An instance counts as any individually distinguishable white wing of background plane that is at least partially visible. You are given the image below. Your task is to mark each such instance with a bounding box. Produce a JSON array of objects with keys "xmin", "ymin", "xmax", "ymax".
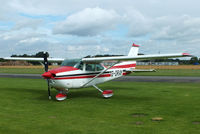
[
  {"xmin": 82, "ymin": 53, "xmax": 192, "ymax": 63},
  {"xmin": 3, "ymin": 57, "xmax": 64, "ymax": 63}
]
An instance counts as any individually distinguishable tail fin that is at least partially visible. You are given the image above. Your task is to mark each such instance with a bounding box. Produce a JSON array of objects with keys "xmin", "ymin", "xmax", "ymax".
[
  {"xmin": 111, "ymin": 43, "xmax": 139, "ymax": 71},
  {"xmin": 128, "ymin": 43, "xmax": 139, "ymax": 56}
]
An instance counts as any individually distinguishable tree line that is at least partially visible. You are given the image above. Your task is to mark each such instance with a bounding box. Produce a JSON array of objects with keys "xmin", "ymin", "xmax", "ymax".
[{"xmin": 0, "ymin": 52, "xmax": 49, "ymax": 65}]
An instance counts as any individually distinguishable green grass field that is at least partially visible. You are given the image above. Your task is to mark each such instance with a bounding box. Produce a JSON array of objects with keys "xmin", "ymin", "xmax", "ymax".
[
  {"xmin": 0, "ymin": 68, "xmax": 44, "ymax": 74},
  {"xmin": 0, "ymin": 78, "xmax": 200, "ymax": 134}
]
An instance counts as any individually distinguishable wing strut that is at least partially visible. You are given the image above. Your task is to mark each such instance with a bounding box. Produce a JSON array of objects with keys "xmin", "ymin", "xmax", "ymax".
[
  {"xmin": 93, "ymin": 85, "xmax": 103, "ymax": 92},
  {"xmin": 82, "ymin": 62, "xmax": 119, "ymax": 87}
]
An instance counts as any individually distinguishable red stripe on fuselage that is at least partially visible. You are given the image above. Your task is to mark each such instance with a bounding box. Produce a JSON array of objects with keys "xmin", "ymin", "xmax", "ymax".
[
  {"xmin": 111, "ymin": 64, "xmax": 136, "ymax": 69},
  {"xmin": 54, "ymin": 74, "xmax": 111, "ymax": 80}
]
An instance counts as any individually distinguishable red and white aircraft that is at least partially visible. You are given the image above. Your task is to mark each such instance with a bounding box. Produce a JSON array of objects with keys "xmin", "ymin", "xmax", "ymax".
[{"xmin": 4, "ymin": 43, "xmax": 192, "ymax": 101}]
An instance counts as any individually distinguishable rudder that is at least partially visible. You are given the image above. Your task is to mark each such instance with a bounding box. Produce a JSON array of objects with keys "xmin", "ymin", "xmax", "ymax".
[{"xmin": 128, "ymin": 43, "xmax": 140, "ymax": 56}]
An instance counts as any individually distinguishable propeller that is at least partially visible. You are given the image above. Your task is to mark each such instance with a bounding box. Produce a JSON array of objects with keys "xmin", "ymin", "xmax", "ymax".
[{"xmin": 43, "ymin": 52, "xmax": 51, "ymax": 100}]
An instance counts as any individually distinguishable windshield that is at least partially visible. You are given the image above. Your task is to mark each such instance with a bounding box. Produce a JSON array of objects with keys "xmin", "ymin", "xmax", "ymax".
[{"xmin": 61, "ymin": 59, "xmax": 81, "ymax": 67}]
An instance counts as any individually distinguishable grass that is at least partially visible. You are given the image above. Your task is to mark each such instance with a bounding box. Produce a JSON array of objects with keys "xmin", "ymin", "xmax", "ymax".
[
  {"xmin": 0, "ymin": 78, "xmax": 200, "ymax": 134},
  {"xmin": 0, "ymin": 68, "xmax": 44, "ymax": 74}
]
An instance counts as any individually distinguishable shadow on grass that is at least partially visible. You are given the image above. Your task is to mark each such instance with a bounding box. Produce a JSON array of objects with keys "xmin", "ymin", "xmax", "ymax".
[
  {"xmin": 69, "ymin": 89, "xmax": 100, "ymax": 99},
  {"xmin": 0, "ymin": 85, "xmax": 155, "ymax": 103},
  {"xmin": 68, "ymin": 88, "xmax": 155, "ymax": 103}
]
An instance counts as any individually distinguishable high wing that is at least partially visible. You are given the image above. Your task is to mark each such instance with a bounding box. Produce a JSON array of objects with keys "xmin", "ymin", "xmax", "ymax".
[
  {"xmin": 3, "ymin": 57, "xmax": 64, "ymax": 63},
  {"xmin": 82, "ymin": 53, "xmax": 192, "ymax": 63}
]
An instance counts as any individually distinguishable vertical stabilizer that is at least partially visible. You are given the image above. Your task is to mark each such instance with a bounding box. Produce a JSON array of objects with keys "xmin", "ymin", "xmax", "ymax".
[
  {"xmin": 112, "ymin": 43, "xmax": 139, "ymax": 71},
  {"xmin": 128, "ymin": 43, "xmax": 140, "ymax": 56}
]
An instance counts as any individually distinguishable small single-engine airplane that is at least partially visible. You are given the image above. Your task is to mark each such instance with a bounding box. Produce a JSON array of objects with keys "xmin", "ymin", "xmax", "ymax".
[{"xmin": 3, "ymin": 43, "xmax": 192, "ymax": 101}]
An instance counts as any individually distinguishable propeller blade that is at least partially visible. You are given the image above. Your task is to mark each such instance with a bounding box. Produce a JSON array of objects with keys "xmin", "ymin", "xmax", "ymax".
[
  {"xmin": 43, "ymin": 52, "xmax": 51, "ymax": 100},
  {"xmin": 43, "ymin": 52, "xmax": 48, "ymax": 72},
  {"xmin": 47, "ymin": 79, "xmax": 51, "ymax": 100}
]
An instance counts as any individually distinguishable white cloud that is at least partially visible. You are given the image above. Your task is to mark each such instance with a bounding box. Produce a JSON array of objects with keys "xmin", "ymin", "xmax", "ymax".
[
  {"xmin": 0, "ymin": 0, "xmax": 200, "ymax": 58},
  {"xmin": 152, "ymin": 15, "xmax": 200, "ymax": 41},
  {"xmin": 12, "ymin": 18, "xmax": 43, "ymax": 30},
  {"xmin": 53, "ymin": 7, "xmax": 120, "ymax": 36},
  {"xmin": 124, "ymin": 9, "xmax": 153, "ymax": 37},
  {"xmin": 0, "ymin": 29, "xmax": 48, "ymax": 56},
  {"xmin": 0, "ymin": 30, "xmax": 46, "ymax": 41}
]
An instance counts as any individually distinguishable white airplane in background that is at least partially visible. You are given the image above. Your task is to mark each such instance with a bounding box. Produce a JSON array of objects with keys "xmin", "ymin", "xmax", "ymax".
[{"xmin": 3, "ymin": 43, "xmax": 192, "ymax": 101}]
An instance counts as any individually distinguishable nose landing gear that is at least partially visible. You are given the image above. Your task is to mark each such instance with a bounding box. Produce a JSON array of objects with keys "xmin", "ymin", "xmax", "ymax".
[{"xmin": 56, "ymin": 90, "xmax": 68, "ymax": 101}]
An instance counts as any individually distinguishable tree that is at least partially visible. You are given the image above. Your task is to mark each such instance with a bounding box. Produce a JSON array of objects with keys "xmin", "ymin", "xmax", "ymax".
[
  {"xmin": 10, "ymin": 51, "xmax": 49, "ymax": 65},
  {"xmin": 35, "ymin": 52, "xmax": 49, "ymax": 57},
  {"xmin": 189, "ymin": 57, "xmax": 199, "ymax": 65},
  {"xmin": 11, "ymin": 51, "xmax": 49, "ymax": 58},
  {"xmin": 0, "ymin": 58, "xmax": 5, "ymax": 62}
]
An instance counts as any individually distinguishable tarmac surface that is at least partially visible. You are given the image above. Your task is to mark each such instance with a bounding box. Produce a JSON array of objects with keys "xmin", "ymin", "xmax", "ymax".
[{"xmin": 0, "ymin": 73, "xmax": 200, "ymax": 83}]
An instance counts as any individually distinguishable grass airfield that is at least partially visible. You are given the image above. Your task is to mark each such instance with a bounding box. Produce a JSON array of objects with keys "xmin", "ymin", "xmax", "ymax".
[{"xmin": 0, "ymin": 78, "xmax": 200, "ymax": 134}]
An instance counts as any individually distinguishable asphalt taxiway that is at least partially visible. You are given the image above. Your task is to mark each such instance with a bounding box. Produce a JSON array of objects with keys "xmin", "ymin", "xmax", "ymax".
[{"xmin": 0, "ymin": 73, "xmax": 200, "ymax": 83}]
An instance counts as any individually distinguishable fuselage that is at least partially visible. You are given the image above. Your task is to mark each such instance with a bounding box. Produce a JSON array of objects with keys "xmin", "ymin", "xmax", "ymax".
[{"xmin": 42, "ymin": 59, "xmax": 136, "ymax": 91}]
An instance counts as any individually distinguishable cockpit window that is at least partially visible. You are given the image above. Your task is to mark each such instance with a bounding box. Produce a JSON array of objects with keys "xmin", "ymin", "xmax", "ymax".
[
  {"xmin": 61, "ymin": 59, "xmax": 81, "ymax": 67},
  {"xmin": 74, "ymin": 61, "xmax": 83, "ymax": 70}
]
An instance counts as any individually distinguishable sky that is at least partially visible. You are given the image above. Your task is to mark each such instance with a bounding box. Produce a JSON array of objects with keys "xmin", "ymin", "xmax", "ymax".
[{"xmin": 0, "ymin": 0, "xmax": 200, "ymax": 58}]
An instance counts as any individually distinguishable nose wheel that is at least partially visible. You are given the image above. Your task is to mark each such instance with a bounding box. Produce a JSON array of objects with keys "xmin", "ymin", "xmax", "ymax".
[
  {"xmin": 93, "ymin": 85, "xmax": 113, "ymax": 98},
  {"xmin": 56, "ymin": 90, "xmax": 67, "ymax": 101}
]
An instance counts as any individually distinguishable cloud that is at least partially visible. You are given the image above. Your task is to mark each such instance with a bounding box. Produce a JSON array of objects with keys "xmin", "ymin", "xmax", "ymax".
[
  {"xmin": 0, "ymin": 0, "xmax": 200, "ymax": 58},
  {"xmin": 53, "ymin": 7, "xmax": 120, "ymax": 36},
  {"xmin": 0, "ymin": 29, "xmax": 48, "ymax": 56},
  {"xmin": 151, "ymin": 15, "xmax": 200, "ymax": 42},
  {"xmin": 6, "ymin": 0, "xmax": 100, "ymax": 15},
  {"xmin": 124, "ymin": 9, "xmax": 153, "ymax": 37},
  {"xmin": 125, "ymin": 11, "xmax": 200, "ymax": 45},
  {"xmin": 12, "ymin": 18, "xmax": 43, "ymax": 30},
  {"xmin": 0, "ymin": 30, "xmax": 46, "ymax": 41}
]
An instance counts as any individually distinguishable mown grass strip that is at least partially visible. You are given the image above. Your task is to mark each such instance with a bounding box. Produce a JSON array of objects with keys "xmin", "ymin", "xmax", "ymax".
[{"xmin": 0, "ymin": 78, "xmax": 200, "ymax": 134}]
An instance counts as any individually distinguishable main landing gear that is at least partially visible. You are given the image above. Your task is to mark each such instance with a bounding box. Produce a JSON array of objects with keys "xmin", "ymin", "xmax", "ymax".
[
  {"xmin": 93, "ymin": 85, "xmax": 113, "ymax": 98},
  {"xmin": 55, "ymin": 86, "xmax": 113, "ymax": 101}
]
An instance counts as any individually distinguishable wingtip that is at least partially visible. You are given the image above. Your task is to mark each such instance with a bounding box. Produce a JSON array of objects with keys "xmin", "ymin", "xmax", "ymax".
[
  {"xmin": 132, "ymin": 43, "xmax": 140, "ymax": 47},
  {"xmin": 182, "ymin": 53, "xmax": 194, "ymax": 57},
  {"xmin": 182, "ymin": 53, "xmax": 191, "ymax": 56}
]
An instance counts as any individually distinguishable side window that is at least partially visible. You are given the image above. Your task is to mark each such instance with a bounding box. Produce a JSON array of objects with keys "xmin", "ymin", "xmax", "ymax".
[
  {"xmin": 86, "ymin": 64, "xmax": 104, "ymax": 71},
  {"xmin": 96, "ymin": 64, "xmax": 104, "ymax": 71},
  {"xmin": 86, "ymin": 64, "xmax": 95, "ymax": 71}
]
